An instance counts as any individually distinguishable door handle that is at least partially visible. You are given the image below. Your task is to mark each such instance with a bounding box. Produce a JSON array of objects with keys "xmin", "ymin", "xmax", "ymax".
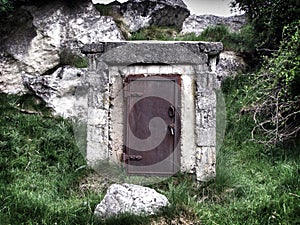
[
  {"xmin": 168, "ymin": 105, "xmax": 175, "ymax": 118},
  {"xmin": 168, "ymin": 123, "xmax": 175, "ymax": 136}
]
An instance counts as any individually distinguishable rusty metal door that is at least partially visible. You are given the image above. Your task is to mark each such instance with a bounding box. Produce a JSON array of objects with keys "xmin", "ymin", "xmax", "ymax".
[{"xmin": 124, "ymin": 75, "xmax": 181, "ymax": 175}]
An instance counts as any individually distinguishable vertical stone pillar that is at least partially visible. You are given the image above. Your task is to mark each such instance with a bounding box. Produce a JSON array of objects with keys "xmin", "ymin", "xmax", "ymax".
[
  {"xmin": 86, "ymin": 56, "xmax": 110, "ymax": 165},
  {"xmin": 195, "ymin": 70, "xmax": 217, "ymax": 181}
]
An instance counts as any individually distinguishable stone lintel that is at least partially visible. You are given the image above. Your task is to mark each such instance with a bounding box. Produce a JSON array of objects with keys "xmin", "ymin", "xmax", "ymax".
[{"xmin": 82, "ymin": 41, "xmax": 223, "ymax": 66}]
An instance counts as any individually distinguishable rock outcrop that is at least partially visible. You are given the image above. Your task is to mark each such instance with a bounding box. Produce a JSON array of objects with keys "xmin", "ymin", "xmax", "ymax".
[
  {"xmin": 0, "ymin": 0, "xmax": 247, "ymax": 117},
  {"xmin": 0, "ymin": 0, "xmax": 123, "ymax": 94},
  {"xmin": 215, "ymin": 51, "xmax": 247, "ymax": 86},
  {"xmin": 94, "ymin": 183, "xmax": 169, "ymax": 218},
  {"xmin": 97, "ymin": 0, "xmax": 190, "ymax": 32},
  {"xmin": 23, "ymin": 66, "xmax": 88, "ymax": 118},
  {"xmin": 181, "ymin": 14, "xmax": 247, "ymax": 35}
]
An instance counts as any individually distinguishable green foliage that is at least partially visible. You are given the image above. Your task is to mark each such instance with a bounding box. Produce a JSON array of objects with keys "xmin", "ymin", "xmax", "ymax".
[
  {"xmin": 178, "ymin": 24, "xmax": 257, "ymax": 53},
  {"xmin": 231, "ymin": 0, "xmax": 300, "ymax": 50},
  {"xmin": 0, "ymin": 0, "xmax": 11, "ymax": 12},
  {"xmin": 194, "ymin": 74, "xmax": 300, "ymax": 224},
  {"xmin": 242, "ymin": 21, "xmax": 300, "ymax": 144},
  {"xmin": 59, "ymin": 49, "xmax": 88, "ymax": 68},
  {"xmin": 268, "ymin": 21, "xmax": 300, "ymax": 98},
  {"xmin": 129, "ymin": 26, "xmax": 178, "ymax": 41}
]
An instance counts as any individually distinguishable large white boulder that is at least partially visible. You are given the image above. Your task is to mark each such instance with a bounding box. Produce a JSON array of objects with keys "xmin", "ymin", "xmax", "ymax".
[
  {"xmin": 94, "ymin": 183, "xmax": 170, "ymax": 218},
  {"xmin": 0, "ymin": 1, "xmax": 123, "ymax": 94},
  {"xmin": 96, "ymin": 0, "xmax": 190, "ymax": 32}
]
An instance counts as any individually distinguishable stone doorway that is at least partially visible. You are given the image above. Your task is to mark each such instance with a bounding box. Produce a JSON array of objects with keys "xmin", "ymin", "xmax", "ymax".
[{"xmin": 81, "ymin": 41, "xmax": 222, "ymax": 181}]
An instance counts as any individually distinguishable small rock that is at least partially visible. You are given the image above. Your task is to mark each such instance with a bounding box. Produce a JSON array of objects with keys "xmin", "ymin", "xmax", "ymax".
[{"xmin": 94, "ymin": 183, "xmax": 170, "ymax": 218}]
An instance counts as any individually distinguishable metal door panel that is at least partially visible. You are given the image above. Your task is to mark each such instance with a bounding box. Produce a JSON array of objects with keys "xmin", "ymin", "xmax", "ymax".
[{"xmin": 124, "ymin": 75, "xmax": 181, "ymax": 175}]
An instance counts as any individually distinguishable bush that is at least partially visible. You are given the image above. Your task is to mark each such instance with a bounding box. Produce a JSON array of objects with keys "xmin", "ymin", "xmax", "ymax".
[
  {"xmin": 0, "ymin": 0, "xmax": 11, "ymax": 12},
  {"xmin": 243, "ymin": 20, "xmax": 300, "ymax": 144},
  {"xmin": 177, "ymin": 24, "xmax": 257, "ymax": 53},
  {"xmin": 231, "ymin": 0, "xmax": 299, "ymax": 50}
]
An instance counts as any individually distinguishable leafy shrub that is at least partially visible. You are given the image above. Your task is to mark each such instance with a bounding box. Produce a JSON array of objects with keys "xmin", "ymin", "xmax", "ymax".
[
  {"xmin": 177, "ymin": 24, "xmax": 257, "ymax": 53},
  {"xmin": 243, "ymin": 20, "xmax": 300, "ymax": 144},
  {"xmin": 231, "ymin": 0, "xmax": 300, "ymax": 50},
  {"xmin": 0, "ymin": 0, "xmax": 11, "ymax": 12}
]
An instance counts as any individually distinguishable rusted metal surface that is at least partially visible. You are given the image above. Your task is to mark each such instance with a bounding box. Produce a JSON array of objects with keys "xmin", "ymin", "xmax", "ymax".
[{"xmin": 124, "ymin": 75, "xmax": 181, "ymax": 175}]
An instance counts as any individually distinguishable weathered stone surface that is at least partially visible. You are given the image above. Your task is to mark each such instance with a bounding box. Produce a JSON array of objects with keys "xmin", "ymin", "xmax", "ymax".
[
  {"xmin": 23, "ymin": 66, "xmax": 88, "ymax": 118},
  {"xmin": 0, "ymin": 53, "xmax": 27, "ymax": 94},
  {"xmin": 101, "ymin": 42, "xmax": 207, "ymax": 65},
  {"xmin": 0, "ymin": 1, "xmax": 123, "ymax": 94},
  {"xmin": 181, "ymin": 14, "xmax": 247, "ymax": 36},
  {"xmin": 99, "ymin": 0, "xmax": 190, "ymax": 32},
  {"xmin": 94, "ymin": 183, "xmax": 169, "ymax": 218},
  {"xmin": 195, "ymin": 147, "xmax": 216, "ymax": 181},
  {"xmin": 216, "ymin": 51, "xmax": 247, "ymax": 85}
]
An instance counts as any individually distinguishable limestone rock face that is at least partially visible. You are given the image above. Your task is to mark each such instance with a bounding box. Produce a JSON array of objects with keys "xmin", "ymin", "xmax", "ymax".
[
  {"xmin": 216, "ymin": 51, "xmax": 247, "ymax": 86},
  {"xmin": 0, "ymin": 1, "xmax": 123, "ymax": 94},
  {"xmin": 23, "ymin": 66, "xmax": 88, "ymax": 118},
  {"xmin": 94, "ymin": 183, "xmax": 169, "ymax": 218},
  {"xmin": 103, "ymin": 0, "xmax": 190, "ymax": 32},
  {"xmin": 181, "ymin": 14, "xmax": 247, "ymax": 35}
]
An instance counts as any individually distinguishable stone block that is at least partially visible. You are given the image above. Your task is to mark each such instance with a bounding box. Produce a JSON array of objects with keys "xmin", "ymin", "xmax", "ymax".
[
  {"xmin": 196, "ymin": 128, "xmax": 216, "ymax": 146},
  {"xmin": 196, "ymin": 91, "xmax": 216, "ymax": 109},
  {"xmin": 88, "ymin": 91, "xmax": 108, "ymax": 109},
  {"xmin": 196, "ymin": 72, "xmax": 216, "ymax": 91},
  {"xmin": 87, "ymin": 108, "xmax": 107, "ymax": 125},
  {"xmin": 195, "ymin": 147, "xmax": 216, "ymax": 181},
  {"xmin": 195, "ymin": 108, "xmax": 216, "ymax": 129},
  {"xmin": 86, "ymin": 140, "xmax": 109, "ymax": 163}
]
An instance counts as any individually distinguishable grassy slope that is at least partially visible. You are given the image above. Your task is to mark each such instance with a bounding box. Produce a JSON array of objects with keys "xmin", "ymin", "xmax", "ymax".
[
  {"xmin": 0, "ymin": 75, "xmax": 299, "ymax": 224},
  {"xmin": 0, "ymin": 94, "xmax": 100, "ymax": 224},
  {"xmin": 196, "ymin": 75, "xmax": 300, "ymax": 224}
]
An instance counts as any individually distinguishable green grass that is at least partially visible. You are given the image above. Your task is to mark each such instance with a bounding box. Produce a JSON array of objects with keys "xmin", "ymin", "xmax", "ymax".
[
  {"xmin": 0, "ymin": 94, "xmax": 100, "ymax": 224},
  {"xmin": 193, "ymin": 75, "xmax": 300, "ymax": 224},
  {"xmin": 1, "ymin": 72, "xmax": 299, "ymax": 224}
]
